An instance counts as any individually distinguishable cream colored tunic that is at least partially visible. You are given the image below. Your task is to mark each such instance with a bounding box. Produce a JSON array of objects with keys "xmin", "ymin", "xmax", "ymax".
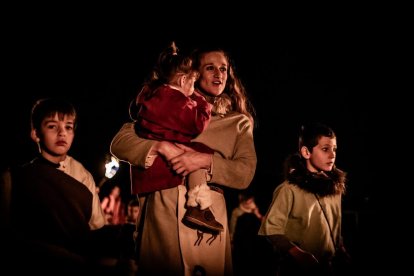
[
  {"xmin": 111, "ymin": 112, "xmax": 257, "ymax": 276},
  {"xmin": 258, "ymin": 181, "xmax": 342, "ymax": 262}
]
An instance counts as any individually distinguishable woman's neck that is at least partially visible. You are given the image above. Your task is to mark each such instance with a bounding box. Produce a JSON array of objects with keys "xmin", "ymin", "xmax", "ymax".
[{"xmin": 197, "ymin": 90, "xmax": 216, "ymax": 104}]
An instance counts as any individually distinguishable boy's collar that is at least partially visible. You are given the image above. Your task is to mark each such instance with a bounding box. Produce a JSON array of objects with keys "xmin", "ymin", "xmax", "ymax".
[{"xmin": 33, "ymin": 155, "xmax": 60, "ymax": 168}]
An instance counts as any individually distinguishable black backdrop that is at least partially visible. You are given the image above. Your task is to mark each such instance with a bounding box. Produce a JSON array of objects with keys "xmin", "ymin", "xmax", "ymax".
[{"xmin": 2, "ymin": 11, "xmax": 405, "ymax": 273}]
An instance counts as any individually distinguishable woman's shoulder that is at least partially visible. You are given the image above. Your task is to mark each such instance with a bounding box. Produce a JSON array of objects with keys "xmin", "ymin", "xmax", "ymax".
[
  {"xmin": 224, "ymin": 111, "xmax": 250, "ymax": 120},
  {"xmin": 213, "ymin": 111, "xmax": 252, "ymax": 129}
]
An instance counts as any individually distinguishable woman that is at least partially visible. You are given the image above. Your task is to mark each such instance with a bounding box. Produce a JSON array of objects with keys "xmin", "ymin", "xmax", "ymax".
[{"xmin": 110, "ymin": 46, "xmax": 257, "ymax": 275}]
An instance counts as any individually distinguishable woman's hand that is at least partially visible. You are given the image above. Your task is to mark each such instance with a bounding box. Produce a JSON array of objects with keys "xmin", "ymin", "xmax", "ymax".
[
  {"xmin": 154, "ymin": 141, "xmax": 184, "ymax": 161},
  {"xmin": 169, "ymin": 150, "xmax": 212, "ymax": 176}
]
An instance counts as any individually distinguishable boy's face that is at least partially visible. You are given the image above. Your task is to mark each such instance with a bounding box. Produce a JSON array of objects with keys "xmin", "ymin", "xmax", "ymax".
[
  {"xmin": 305, "ymin": 136, "xmax": 337, "ymax": 172},
  {"xmin": 33, "ymin": 113, "xmax": 75, "ymax": 162}
]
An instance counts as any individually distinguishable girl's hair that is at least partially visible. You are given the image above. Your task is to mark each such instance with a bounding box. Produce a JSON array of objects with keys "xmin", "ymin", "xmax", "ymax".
[
  {"xmin": 191, "ymin": 46, "xmax": 255, "ymax": 125},
  {"xmin": 298, "ymin": 122, "xmax": 336, "ymax": 153},
  {"xmin": 129, "ymin": 41, "xmax": 197, "ymax": 120},
  {"xmin": 145, "ymin": 41, "xmax": 195, "ymax": 93},
  {"xmin": 31, "ymin": 98, "xmax": 77, "ymax": 131}
]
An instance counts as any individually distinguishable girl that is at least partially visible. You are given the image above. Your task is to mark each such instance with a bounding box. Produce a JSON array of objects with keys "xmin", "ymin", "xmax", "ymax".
[{"xmin": 130, "ymin": 42, "xmax": 223, "ymax": 233}]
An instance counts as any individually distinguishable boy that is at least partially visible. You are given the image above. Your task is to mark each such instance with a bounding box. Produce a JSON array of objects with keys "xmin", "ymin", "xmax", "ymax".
[
  {"xmin": 9, "ymin": 98, "xmax": 105, "ymax": 273},
  {"xmin": 259, "ymin": 123, "xmax": 351, "ymax": 276}
]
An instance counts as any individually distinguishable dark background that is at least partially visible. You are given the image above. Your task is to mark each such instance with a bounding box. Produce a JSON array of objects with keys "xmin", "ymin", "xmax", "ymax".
[{"xmin": 2, "ymin": 10, "xmax": 406, "ymax": 273}]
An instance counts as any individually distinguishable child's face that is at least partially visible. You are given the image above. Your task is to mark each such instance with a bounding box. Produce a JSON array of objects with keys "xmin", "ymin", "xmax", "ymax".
[
  {"xmin": 127, "ymin": 206, "xmax": 140, "ymax": 223},
  {"xmin": 130, "ymin": 206, "xmax": 140, "ymax": 221},
  {"xmin": 36, "ymin": 113, "xmax": 75, "ymax": 161},
  {"xmin": 181, "ymin": 72, "xmax": 198, "ymax": 96},
  {"xmin": 306, "ymin": 136, "xmax": 337, "ymax": 172}
]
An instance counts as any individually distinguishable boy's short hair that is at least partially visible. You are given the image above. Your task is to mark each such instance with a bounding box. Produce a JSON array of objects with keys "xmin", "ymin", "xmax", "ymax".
[
  {"xmin": 31, "ymin": 98, "xmax": 77, "ymax": 131},
  {"xmin": 298, "ymin": 122, "xmax": 336, "ymax": 152}
]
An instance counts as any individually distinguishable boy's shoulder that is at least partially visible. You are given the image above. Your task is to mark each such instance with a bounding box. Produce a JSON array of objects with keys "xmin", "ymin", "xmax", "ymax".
[
  {"xmin": 62, "ymin": 155, "xmax": 91, "ymax": 174},
  {"xmin": 274, "ymin": 181, "xmax": 301, "ymax": 194}
]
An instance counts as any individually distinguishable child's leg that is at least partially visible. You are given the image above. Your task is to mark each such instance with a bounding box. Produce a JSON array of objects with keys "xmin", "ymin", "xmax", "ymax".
[
  {"xmin": 194, "ymin": 182, "xmax": 212, "ymax": 210},
  {"xmin": 183, "ymin": 169, "xmax": 223, "ymax": 232},
  {"xmin": 186, "ymin": 169, "xmax": 210, "ymax": 208}
]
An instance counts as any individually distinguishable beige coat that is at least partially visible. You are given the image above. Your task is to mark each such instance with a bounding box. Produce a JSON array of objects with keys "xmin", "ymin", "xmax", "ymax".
[{"xmin": 110, "ymin": 112, "xmax": 257, "ymax": 276}]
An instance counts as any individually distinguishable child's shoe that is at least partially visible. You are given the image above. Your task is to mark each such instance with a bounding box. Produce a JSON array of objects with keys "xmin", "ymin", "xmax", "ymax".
[{"xmin": 183, "ymin": 206, "xmax": 224, "ymax": 232}]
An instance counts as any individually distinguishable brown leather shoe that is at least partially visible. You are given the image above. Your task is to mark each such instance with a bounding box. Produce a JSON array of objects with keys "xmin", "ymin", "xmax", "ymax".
[{"xmin": 183, "ymin": 206, "xmax": 224, "ymax": 232}]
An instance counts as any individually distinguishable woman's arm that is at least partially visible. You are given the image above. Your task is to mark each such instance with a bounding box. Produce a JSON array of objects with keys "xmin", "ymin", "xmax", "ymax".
[
  {"xmin": 110, "ymin": 122, "xmax": 185, "ymax": 167},
  {"xmin": 170, "ymin": 115, "xmax": 256, "ymax": 189},
  {"xmin": 110, "ymin": 123, "xmax": 156, "ymax": 167},
  {"xmin": 211, "ymin": 117, "xmax": 256, "ymax": 189}
]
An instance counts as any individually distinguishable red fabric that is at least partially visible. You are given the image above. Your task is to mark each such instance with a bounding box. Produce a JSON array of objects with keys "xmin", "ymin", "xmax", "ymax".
[
  {"xmin": 131, "ymin": 86, "xmax": 213, "ymax": 194},
  {"xmin": 136, "ymin": 85, "xmax": 212, "ymax": 142}
]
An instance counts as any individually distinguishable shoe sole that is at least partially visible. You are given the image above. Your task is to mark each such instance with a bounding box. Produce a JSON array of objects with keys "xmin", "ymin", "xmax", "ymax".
[{"xmin": 183, "ymin": 216, "xmax": 224, "ymax": 232}]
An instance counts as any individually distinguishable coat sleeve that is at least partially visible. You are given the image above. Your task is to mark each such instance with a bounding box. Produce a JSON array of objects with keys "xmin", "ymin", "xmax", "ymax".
[
  {"xmin": 259, "ymin": 184, "xmax": 293, "ymax": 236},
  {"xmin": 110, "ymin": 123, "xmax": 157, "ymax": 168},
  {"xmin": 209, "ymin": 116, "xmax": 257, "ymax": 190},
  {"xmin": 258, "ymin": 184, "xmax": 296, "ymax": 253}
]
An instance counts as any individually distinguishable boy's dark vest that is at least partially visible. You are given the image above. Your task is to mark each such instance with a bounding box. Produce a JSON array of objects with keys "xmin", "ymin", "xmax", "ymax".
[{"xmin": 10, "ymin": 157, "xmax": 92, "ymax": 254}]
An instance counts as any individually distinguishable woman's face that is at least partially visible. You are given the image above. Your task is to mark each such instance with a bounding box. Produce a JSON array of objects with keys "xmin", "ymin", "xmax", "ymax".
[{"xmin": 197, "ymin": 51, "xmax": 228, "ymax": 97}]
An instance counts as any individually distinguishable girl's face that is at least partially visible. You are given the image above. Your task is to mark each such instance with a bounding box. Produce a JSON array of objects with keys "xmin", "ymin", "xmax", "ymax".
[
  {"xmin": 197, "ymin": 51, "xmax": 228, "ymax": 97},
  {"xmin": 181, "ymin": 72, "xmax": 198, "ymax": 97},
  {"xmin": 306, "ymin": 136, "xmax": 337, "ymax": 172},
  {"xmin": 34, "ymin": 113, "xmax": 75, "ymax": 163}
]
